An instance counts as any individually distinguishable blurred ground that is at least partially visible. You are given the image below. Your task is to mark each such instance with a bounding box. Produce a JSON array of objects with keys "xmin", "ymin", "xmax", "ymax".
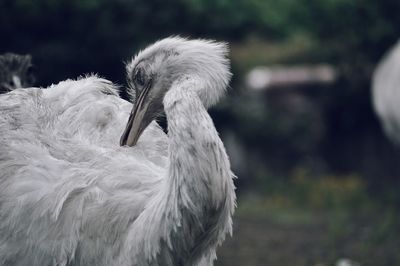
[{"xmin": 216, "ymin": 176, "xmax": 400, "ymax": 266}]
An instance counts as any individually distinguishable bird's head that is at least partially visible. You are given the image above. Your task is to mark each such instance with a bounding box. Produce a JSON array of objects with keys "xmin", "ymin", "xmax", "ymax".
[
  {"xmin": 0, "ymin": 53, "xmax": 35, "ymax": 92},
  {"xmin": 120, "ymin": 37, "xmax": 231, "ymax": 146}
]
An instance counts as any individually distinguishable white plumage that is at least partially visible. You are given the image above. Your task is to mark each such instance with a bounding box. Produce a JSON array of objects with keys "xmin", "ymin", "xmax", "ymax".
[
  {"xmin": 0, "ymin": 37, "xmax": 235, "ymax": 265},
  {"xmin": 372, "ymin": 40, "xmax": 400, "ymax": 144}
]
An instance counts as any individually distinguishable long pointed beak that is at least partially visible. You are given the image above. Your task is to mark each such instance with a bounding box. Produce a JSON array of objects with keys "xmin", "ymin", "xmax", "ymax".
[{"xmin": 120, "ymin": 82, "xmax": 152, "ymax": 146}]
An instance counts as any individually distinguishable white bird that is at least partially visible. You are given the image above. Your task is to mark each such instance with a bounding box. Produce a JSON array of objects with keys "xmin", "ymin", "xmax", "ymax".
[
  {"xmin": 0, "ymin": 37, "xmax": 236, "ymax": 266},
  {"xmin": 372, "ymin": 40, "xmax": 400, "ymax": 144}
]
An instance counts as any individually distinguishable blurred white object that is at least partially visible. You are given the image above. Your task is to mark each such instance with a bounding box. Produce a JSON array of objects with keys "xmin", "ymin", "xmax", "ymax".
[
  {"xmin": 246, "ymin": 64, "xmax": 336, "ymax": 91},
  {"xmin": 336, "ymin": 258, "xmax": 360, "ymax": 266},
  {"xmin": 372, "ymin": 40, "xmax": 400, "ymax": 144}
]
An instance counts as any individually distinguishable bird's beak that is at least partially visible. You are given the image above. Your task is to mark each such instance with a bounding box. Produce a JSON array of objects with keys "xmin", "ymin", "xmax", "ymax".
[{"xmin": 120, "ymin": 82, "xmax": 152, "ymax": 146}]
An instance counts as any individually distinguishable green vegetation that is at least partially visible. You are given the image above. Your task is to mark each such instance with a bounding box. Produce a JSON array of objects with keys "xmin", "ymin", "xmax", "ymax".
[
  {"xmin": 2, "ymin": 0, "xmax": 399, "ymax": 82},
  {"xmin": 218, "ymin": 174, "xmax": 400, "ymax": 266}
]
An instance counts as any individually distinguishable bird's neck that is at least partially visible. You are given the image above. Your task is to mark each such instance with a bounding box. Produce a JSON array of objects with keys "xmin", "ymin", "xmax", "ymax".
[
  {"xmin": 163, "ymin": 78, "xmax": 235, "ymax": 263},
  {"xmin": 165, "ymin": 79, "xmax": 233, "ymax": 207},
  {"xmin": 127, "ymin": 78, "xmax": 235, "ymax": 265}
]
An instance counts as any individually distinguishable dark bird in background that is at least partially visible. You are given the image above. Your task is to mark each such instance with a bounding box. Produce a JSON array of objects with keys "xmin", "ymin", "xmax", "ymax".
[{"xmin": 0, "ymin": 53, "xmax": 35, "ymax": 93}]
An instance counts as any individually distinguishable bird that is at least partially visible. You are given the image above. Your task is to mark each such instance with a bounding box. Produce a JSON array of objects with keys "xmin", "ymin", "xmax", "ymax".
[
  {"xmin": 0, "ymin": 53, "xmax": 35, "ymax": 93},
  {"xmin": 372, "ymin": 40, "xmax": 400, "ymax": 145},
  {"xmin": 0, "ymin": 37, "xmax": 236, "ymax": 266}
]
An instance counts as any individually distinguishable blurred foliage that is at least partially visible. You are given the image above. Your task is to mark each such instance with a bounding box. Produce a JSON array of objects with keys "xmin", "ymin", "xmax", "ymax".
[
  {"xmin": 242, "ymin": 171, "xmax": 370, "ymax": 212},
  {"xmin": 291, "ymin": 170, "xmax": 368, "ymax": 210},
  {"xmin": 0, "ymin": 0, "xmax": 311, "ymax": 85},
  {"xmin": 224, "ymin": 183, "xmax": 400, "ymax": 265},
  {"xmin": 2, "ymin": 0, "xmax": 400, "ymax": 81},
  {"xmin": 226, "ymin": 173, "xmax": 400, "ymax": 265}
]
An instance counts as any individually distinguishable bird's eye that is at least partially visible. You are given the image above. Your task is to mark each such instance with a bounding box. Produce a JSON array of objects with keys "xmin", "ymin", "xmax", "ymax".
[{"xmin": 135, "ymin": 69, "xmax": 146, "ymax": 87}]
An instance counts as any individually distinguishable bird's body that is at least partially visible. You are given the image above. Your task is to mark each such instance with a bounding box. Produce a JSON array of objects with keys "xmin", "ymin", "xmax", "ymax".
[
  {"xmin": 373, "ymin": 40, "xmax": 400, "ymax": 144},
  {"xmin": 0, "ymin": 77, "xmax": 168, "ymax": 265},
  {"xmin": 0, "ymin": 38, "xmax": 235, "ymax": 265}
]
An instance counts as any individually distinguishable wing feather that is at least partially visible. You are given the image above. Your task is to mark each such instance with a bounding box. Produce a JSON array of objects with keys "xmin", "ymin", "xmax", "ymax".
[{"xmin": 0, "ymin": 76, "xmax": 168, "ymax": 265}]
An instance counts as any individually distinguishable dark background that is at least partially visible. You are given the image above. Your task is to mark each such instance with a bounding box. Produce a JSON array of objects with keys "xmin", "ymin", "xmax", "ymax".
[{"xmin": 1, "ymin": 0, "xmax": 400, "ymax": 265}]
